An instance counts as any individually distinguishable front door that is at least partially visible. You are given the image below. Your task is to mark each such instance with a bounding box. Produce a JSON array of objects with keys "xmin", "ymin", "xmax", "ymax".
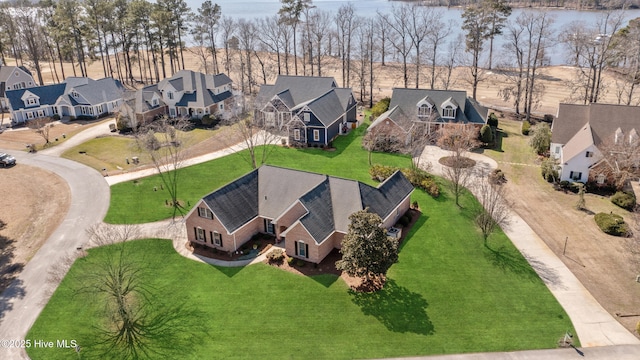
[{"xmin": 264, "ymin": 219, "xmax": 275, "ymax": 234}]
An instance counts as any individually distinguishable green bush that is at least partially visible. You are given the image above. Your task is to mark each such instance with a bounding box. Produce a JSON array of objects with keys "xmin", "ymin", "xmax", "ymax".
[
  {"xmin": 201, "ymin": 114, "xmax": 220, "ymax": 127},
  {"xmin": 521, "ymin": 120, "xmax": 531, "ymax": 135},
  {"xmin": 480, "ymin": 124, "xmax": 494, "ymax": 144},
  {"xmin": 287, "ymin": 257, "xmax": 295, "ymax": 265},
  {"xmin": 370, "ymin": 97, "xmax": 391, "ymax": 118},
  {"xmin": 487, "ymin": 113, "xmax": 499, "ymax": 128},
  {"xmin": 611, "ymin": 191, "xmax": 636, "ymax": 211},
  {"xmin": 398, "ymin": 215, "xmax": 410, "ymax": 227},
  {"xmin": 267, "ymin": 249, "xmax": 285, "ymax": 264},
  {"xmin": 369, "ymin": 164, "xmax": 398, "ymax": 182},
  {"xmin": 52, "ymin": 114, "xmax": 61, "ymax": 121},
  {"xmin": 594, "ymin": 212, "xmax": 629, "ymax": 236}
]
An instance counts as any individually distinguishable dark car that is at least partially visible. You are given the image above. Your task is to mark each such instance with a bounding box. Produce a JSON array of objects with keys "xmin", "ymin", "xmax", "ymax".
[{"xmin": 0, "ymin": 152, "xmax": 16, "ymax": 167}]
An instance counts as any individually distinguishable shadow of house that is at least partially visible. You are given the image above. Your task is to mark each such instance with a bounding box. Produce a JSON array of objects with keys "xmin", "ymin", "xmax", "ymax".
[
  {"xmin": 350, "ymin": 279, "xmax": 434, "ymax": 335},
  {"xmin": 0, "ymin": 233, "xmax": 26, "ymax": 322}
]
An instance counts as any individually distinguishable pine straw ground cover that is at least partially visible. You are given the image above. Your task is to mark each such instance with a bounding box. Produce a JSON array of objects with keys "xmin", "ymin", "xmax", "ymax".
[{"xmin": 29, "ymin": 125, "xmax": 576, "ymax": 359}]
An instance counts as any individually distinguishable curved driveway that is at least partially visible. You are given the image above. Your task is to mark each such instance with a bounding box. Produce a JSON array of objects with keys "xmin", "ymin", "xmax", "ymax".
[
  {"xmin": 0, "ymin": 151, "xmax": 110, "ymax": 360},
  {"xmin": 418, "ymin": 146, "xmax": 640, "ymax": 348}
]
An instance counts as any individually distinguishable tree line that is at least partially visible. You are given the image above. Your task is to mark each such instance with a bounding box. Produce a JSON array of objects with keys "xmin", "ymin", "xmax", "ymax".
[{"xmin": 2, "ymin": 0, "xmax": 640, "ymax": 118}]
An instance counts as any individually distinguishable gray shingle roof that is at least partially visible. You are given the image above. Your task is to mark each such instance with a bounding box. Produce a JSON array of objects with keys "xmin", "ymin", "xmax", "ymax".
[
  {"xmin": 256, "ymin": 75, "xmax": 338, "ymax": 108},
  {"xmin": 202, "ymin": 169, "xmax": 259, "ymax": 233},
  {"xmin": 298, "ymin": 89, "xmax": 347, "ymax": 126},
  {"xmin": 65, "ymin": 77, "xmax": 124, "ymax": 104},
  {"xmin": 199, "ymin": 165, "xmax": 413, "ymax": 244},
  {"xmin": 212, "ymin": 73, "xmax": 232, "ymax": 87},
  {"xmin": 382, "ymin": 88, "xmax": 487, "ymax": 127},
  {"xmin": 552, "ymin": 103, "xmax": 640, "ymax": 146},
  {"xmin": 0, "ymin": 65, "xmax": 32, "ymax": 82}
]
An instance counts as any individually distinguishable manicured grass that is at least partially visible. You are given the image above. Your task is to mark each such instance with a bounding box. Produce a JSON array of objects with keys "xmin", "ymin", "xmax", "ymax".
[
  {"xmin": 105, "ymin": 126, "xmax": 411, "ymax": 224},
  {"xmin": 29, "ymin": 187, "xmax": 576, "ymax": 359},
  {"xmin": 36, "ymin": 123, "xmax": 580, "ymax": 359}
]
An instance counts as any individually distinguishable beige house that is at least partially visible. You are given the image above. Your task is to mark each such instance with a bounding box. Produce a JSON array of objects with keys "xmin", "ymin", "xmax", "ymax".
[{"xmin": 185, "ymin": 165, "xmax": 414, "ymax": 264}]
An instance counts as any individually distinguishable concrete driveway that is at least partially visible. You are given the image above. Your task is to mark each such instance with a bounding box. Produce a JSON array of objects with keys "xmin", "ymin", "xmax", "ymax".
[
  {"xmin": 0, "ymin": 151, "xmax": 110, "ymax": 359},
  {"xmin": 417, "ymin": 146, "xmax": 640, "ymax": 348}
]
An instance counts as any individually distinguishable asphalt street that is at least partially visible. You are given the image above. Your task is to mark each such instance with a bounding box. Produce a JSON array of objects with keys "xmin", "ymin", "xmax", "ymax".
[{"xmin": 0, "ymin": 151, "xmax": 110, "ymax": 359}]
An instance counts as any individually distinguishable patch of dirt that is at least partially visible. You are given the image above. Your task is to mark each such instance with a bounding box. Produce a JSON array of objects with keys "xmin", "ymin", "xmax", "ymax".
[
  {"xmin": 0, "ymin": 121, "xmax": 90, "ymax": 151},
  {"xmin": 0, "ymin": 164, "xmax": 70, "ymax": 292}
]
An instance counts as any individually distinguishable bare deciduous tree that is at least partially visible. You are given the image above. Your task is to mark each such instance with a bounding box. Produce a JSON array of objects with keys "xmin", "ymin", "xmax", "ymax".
[
  {"xmin": 591, "ymin": 134, "xmax": 640, "ymax": 190},
  {"xmin": 437, "ymin": 124, "xmax": 480, "ymax": 206},
  {"xmin": 378, "ymin": 5, "xmax": 414, "ymax": 88},
  {"xmin": 474, "ymin": 171, "xmax": 510, "ymax": 246},
  {"xmin": 135, "ymin": 116, "xmax": 192, "ymax": 220},
  {"xmin": 27, "ymin": 117, "xmax": 53, "ymax": 144}
]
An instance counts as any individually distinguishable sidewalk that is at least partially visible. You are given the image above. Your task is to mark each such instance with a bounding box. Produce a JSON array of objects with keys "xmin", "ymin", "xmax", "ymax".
[{"xmin": 417, "ymin": 146, "xmax": 640, "ymax": 348}]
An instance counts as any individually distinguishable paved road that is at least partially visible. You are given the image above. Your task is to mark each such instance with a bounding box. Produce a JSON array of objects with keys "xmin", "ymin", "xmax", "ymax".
[
  {"xmin": 418, "ymin": 146, "xmax": 640, "ymax": 349},
  {"xmin": 0, "ymin": 151, "xmax": 110, "ymax": 360}
]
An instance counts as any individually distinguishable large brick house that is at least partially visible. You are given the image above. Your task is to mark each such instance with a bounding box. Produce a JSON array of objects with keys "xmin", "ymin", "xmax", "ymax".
[
  {"xmin": 185, "ymin": 165, "xmax": 414, "ymax": 264},
  {"xmin": 254, "ymin": 76, "xmax": 357, "ymax": 147}
]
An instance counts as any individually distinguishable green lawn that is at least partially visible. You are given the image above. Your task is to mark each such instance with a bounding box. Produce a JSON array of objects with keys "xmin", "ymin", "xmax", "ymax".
[
  {"xmin": 28, "ymin": 124, "xmax": 578, "ymax": 358},
  {"xmin": 105, "ymin": 126, "xmax": 411, "ymax": 224}
]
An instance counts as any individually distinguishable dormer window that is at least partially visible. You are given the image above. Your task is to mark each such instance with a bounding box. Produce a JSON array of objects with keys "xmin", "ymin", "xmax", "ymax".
[
  {"xmin": 303, "ymin": 113, "xmax": 310, "ymax": 122},
  {"xmin": 26, "ymin": 98, "xmax": 38, "ymax": 106},
  {"xmin": 443, "ymin": 106, "xmax": 456, "ymax": 119},
  {"xmin": 418, "ymin": 104, "xmax": 432, "ymax": 117},
  {"xmin": 614, "ymin": 128, "xmax": 623, "ymax": 144},
  {"xmin": 71, "ymin": 90, "xmax": 79, "ymax": 98},
  {"xmin": 152, "ymin": 98, "xmax": 159, "ymax": 107}
]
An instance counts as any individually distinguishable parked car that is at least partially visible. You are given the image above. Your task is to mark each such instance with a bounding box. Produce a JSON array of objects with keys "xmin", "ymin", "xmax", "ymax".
[{"xmin": 0, "ymin": 153, "xmax": 16, "ymax": 167}]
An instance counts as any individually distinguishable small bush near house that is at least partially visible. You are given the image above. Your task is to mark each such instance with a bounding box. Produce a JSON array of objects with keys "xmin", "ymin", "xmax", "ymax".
[
  {"xmin": 201, "ymin": 114, "xmax": 220, "ymax": 127},
  {"xmin": 369, "ymin": 164, "xmax": 398, "ymax": 182},
  {"xmin": 287, "ymin": 257, "xmax": 295, "ymax": 265},
  {"xmin": 371, "ymin": 97, "xmax": 391, "ymax": 118},
  {"xmin": 267, "ymin": 249, "xmax": 285, "ymax": 264},
  {"xmin": 521, "ymin": 120, "xmax": 531, "ymax": 135},
  {"xmin": 52, "ymin": 114, "xmax": 60, "ymax": 121},
  {"xmin": 594, "ymin": 212, "xmax": 629, "ymax": 236},
  {"xmin": 541, "ymin": 157, "xmax": 559, "ymax": 183},
  {"xmin": 611, "ymin": 191, "xmax": 636, "ymax": 211},
  {"xmin": 487, "ymin": 113, "xmax": 499, "ymax": 128},
  {"xmin": 296, "ymin": 259, "xmax": 305, "ymax": 267},
  {"xmin": 398, "ymin": 215, "xmax": 410, "ymax": 227},
  {"xmin": 480, "ymin": 124, "xmax": 494, "ymax": 144}
]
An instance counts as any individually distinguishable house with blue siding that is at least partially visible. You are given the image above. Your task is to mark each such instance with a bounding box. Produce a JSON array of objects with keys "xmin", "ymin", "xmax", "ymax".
[
  {"xmin": 6, "ymin": 77, "xmax": 124, "ymax": 123},
  {"xmin": 255, "ymin": 76, "xmax": 357, "ymax": 147}
]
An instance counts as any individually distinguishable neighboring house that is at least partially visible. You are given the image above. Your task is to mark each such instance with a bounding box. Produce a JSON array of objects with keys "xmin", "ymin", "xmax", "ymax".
[
  {"xmin": 254, "ymin": 75, "xmax": 357, "ymax": 147},
  {"xmin": 551, "ymin": 103, "xmax": 640, "ymax": 184},
  {"xmin": 6, "ymin": 77, "xmax": 125, "ymax": 123},
  {"xmin": 185, "ymin": 165, "xmax": 414, "ymax": 264},
  {"xmin": 118, "ymin": 85, "xmax": 168, "ymax": 129},
  {"xmin": 368, "ymin": 88, "xmax": 488, "ymax": 145},
  {"xmin": 0, "ymin": 66, "xmax": 37, "ymax": 110},
  {"xmin": 156, "ymin": 70, "xmax": 234, "ymax": 120}
]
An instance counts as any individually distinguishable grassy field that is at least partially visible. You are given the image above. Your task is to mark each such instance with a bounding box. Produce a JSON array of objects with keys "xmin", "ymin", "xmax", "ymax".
[
  {"xmin": 105, "ymin": 126, "xmax": 411, "ymax": 224},
  {"xmin": 27, "ymin": 124, "xmax": 579, "ymax": 359},
  {"xmin": 61, "ymin": 128, "xmax": 215, "ymax": 173}
]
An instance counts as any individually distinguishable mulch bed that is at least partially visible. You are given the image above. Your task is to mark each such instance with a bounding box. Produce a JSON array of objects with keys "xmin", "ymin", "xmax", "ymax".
[
  {"xmin": 439, "ymin": 156, "xmax": 476, "ymax": 168},
  {"xmin": 189, "ymin": 235, "xmax": 274, "ymax": 261}
]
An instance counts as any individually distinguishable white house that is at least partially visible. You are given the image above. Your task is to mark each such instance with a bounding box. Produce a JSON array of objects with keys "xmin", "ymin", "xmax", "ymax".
[{"xmin": 551, "ymin": 103, "xmax": 640, "ymax": 183}]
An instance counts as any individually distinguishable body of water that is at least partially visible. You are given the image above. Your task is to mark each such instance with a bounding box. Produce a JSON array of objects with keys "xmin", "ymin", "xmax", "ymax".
[{"xmin": 188, "ymin": 0, "xmax": 640, "ymax": 65}]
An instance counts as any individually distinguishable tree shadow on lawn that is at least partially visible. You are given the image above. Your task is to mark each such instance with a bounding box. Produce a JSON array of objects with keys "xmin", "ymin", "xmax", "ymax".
[
  {"xmin": 484, "ymin": 244, "xmax": 563, "ymax": 288},
  {"xmin": 350, "ymin": 279, "xmax": 434, "ymax": 336},
  {"xmin": 0, "ymin": 234, "xmax": 26, "ymax": 323}
]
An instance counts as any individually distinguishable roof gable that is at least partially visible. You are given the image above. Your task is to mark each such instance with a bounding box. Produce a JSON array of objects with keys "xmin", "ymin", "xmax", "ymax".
[{"xmin": 6, "ymin": 83, "xmax": 66, "ymax": 110}]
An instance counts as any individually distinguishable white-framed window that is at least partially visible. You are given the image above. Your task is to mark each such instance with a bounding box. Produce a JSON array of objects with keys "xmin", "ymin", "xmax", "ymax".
[
  {"xmin": 168, "ymin": 92, "xmax": 174, "ymax": 100},
  {"xmin": 195, "ymin": 227, "xmax": 206, "ymax": 241},
  {"xmin": 198, "ymin": 207, "xmax": 213, "ymax": 219},
  {"xmin": 569, "ymin": 171, "xmax": 582, "ymax": 181},
  {"xmin": 296, "ymin": 240, "xmax": 308, "ymax": 258},
  {"xmin": 52, "ymin": 107, "xmax": 58, "ymax": 114},
  {"xmin": 26, "ymin": 98, "xmax": 37, "ymax": 105},
  {"xmin": 293, "ymin": 129, "xmax": 301, "ymax": 141},
  {"xmin": 98, "ymin": 104, "xmax": 104, "ymax": 113},
  {"xmin": 586, "ymin": 151, "xmax": 593, "ymax": 158},
  {"xmin": 170, "ymin": 108, "xmax": 176, "ymax": 117},
  {"xmin": 304, "ymin": 113, "xmax": 310, "ymax": 122},
  {"xmin": 597, "ymin": 174, "xmax": 606, "ymax": 184},
  {"xmin": 418, "ymin": 104, "xmax": 431, "ymax": 117},
  {"xmin": 20, "ymin": 82, "xmax": 26, "ymax": 89},
  {"xmin": 219, "ymin": 103, "xmax": 224, "ymax": 111},
  {"xmin": 443, "ymin": 106, "xmax": 456, "ymax": 118},
  {"xmin": 152, "ymin": 98, "xmax": 159, "ymax": 107},
  {"xmin": 37, "ymin": 110, "xmax": 44, "ymax": 117},
  {"xmin": 264, "ymin": 219, "xmax": 275, "ymax": 234},
  {"xmin": 71, "ymin": 90, "xmax": 79, "ymax": 98},
  {"xmin": 27, "ymin": 111, "xmax": 34, "ymax": 119},
  {"xmin": 212, "ymin": 232, "xmax": 222, "ymax": 246},
  {"xmin": 555, "ymin": 146, "xmax": 560, "ymax": 154},
  {"xmin": 313, "ymin": 129, "xmax": 320, "ymax": 142}
]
